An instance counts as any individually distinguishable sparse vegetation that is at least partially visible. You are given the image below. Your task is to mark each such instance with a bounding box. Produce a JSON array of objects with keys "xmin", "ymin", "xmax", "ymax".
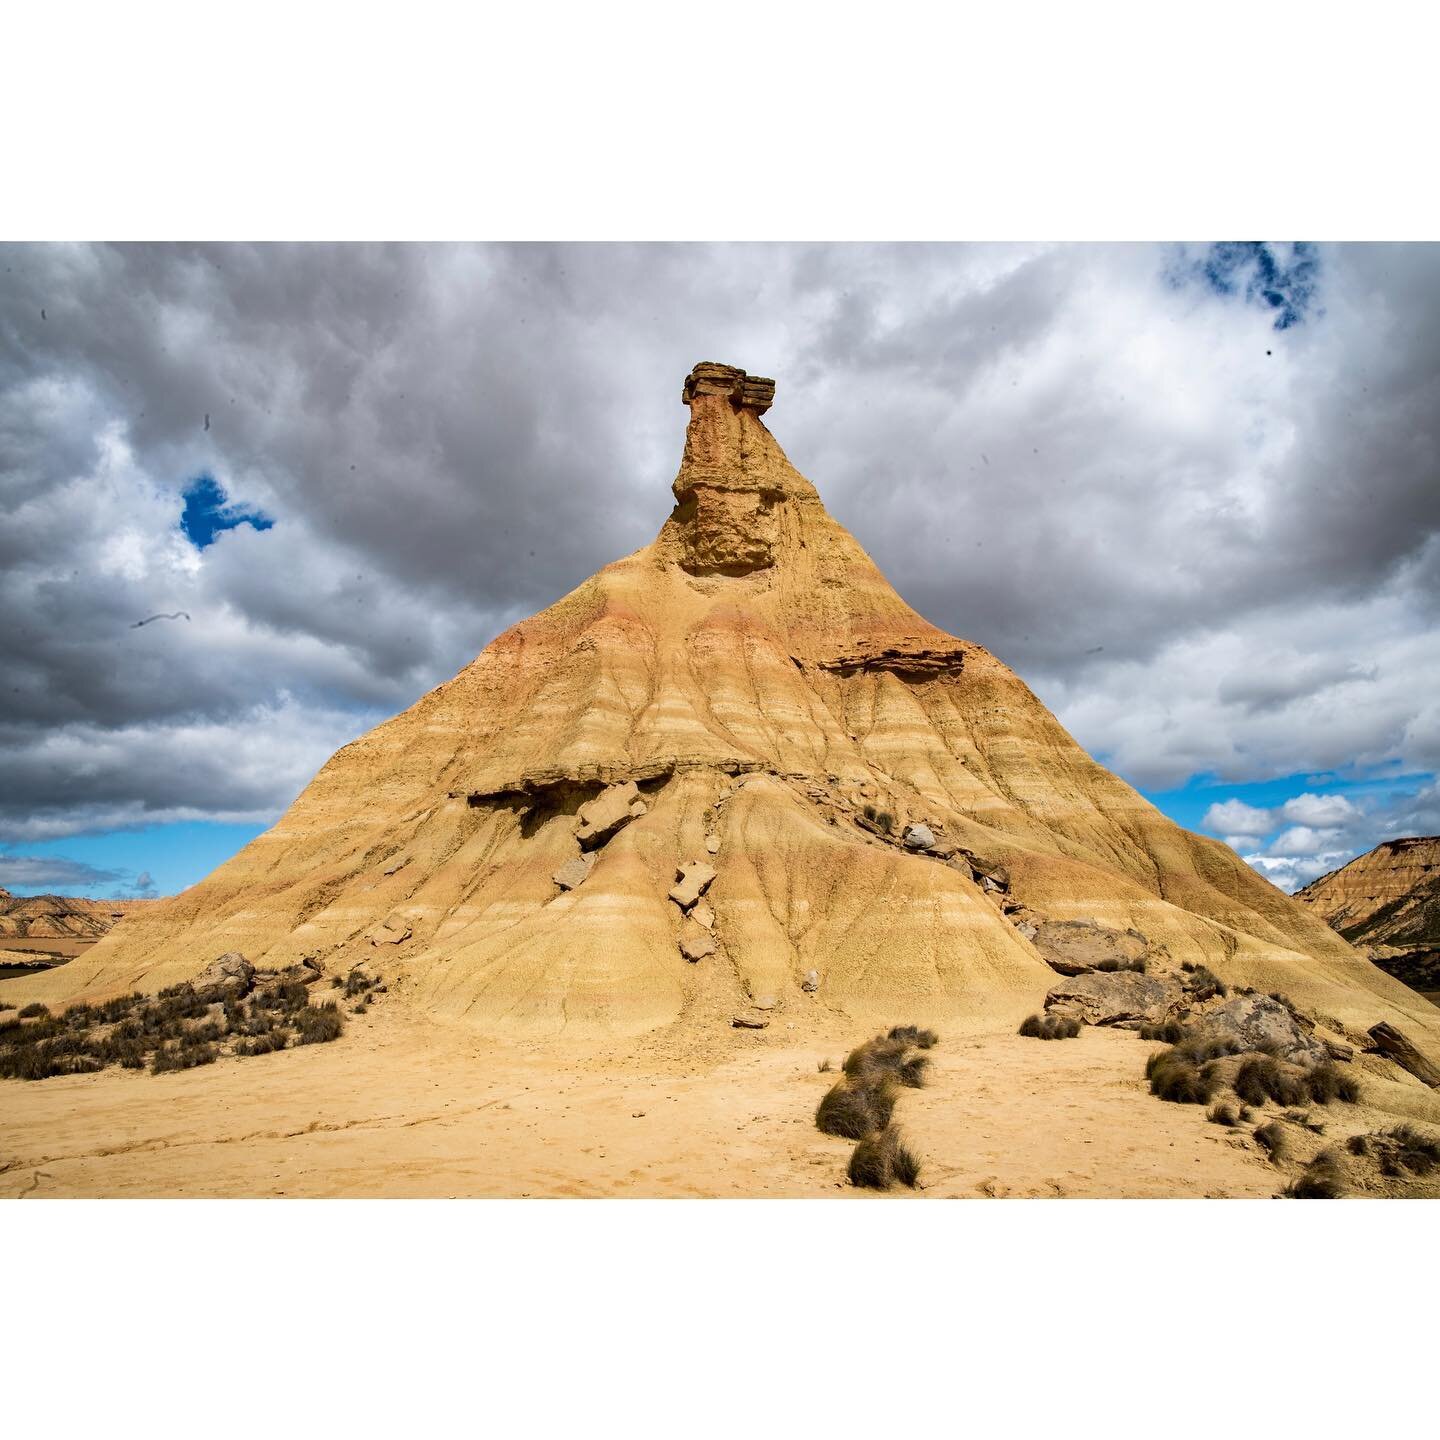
[
  {"xmin": 1284, "ymin": 1148, "xmax": 1346, "ymax": 1198},
  {"xmin": 887, "ymin": 1024, "xmax": 938, "ymax": 1049},
  {"xmin": 897, "ymin": 1055, "xmax": 930, "ymax": 1088},
  {"xmin": 1234, "ymin": 1056, "xmax": 1310, "ymax": 1108},
  {"xmin": 1207, "ymin": 1101, "xmax": 1243, "ymax": 1126},
  {"xmin": 1356, "ymin": 1124, "xmax": 1440, "ymax": 1178},
  {"xmin": 1180, "ymin": 963, "xmax": 1227, "ymax": 999},
  {"xmin": 1019, "ymin": 1012, "xmax": 1081, "ymax": 1040},
  {"xmin": 847, "ymin": 1125, "xmax": 922, "ymax": 1190},
  {"xmin": 1094, "ymin": 957, "xmax": 1147, "ymax": 973},
  {"xmin": 1139, "ymin": 1018, "xmax": 1189, "ymax": 1044},
  {"xmin": 1304, "ymin": 1061, "xmax": 1361, "ymax": 1105},
  {"xmin": 1253, "ymin": 1120, "xmax": 1289, "ymax": 1162},
  {"xmin": 817, "ymin": 1058, "xmax": 833, "ymax": 1073},
  {"xmin": 295, "ymin": 1002, "xmax": 343, "ymax": 1045},
  {"xmin": 0, "ymin": 965, "xmax": 368, "ymax": 1081},
  {"xmin": 1147, "ymin": 1050, "xmax": 1218, "ymax": 1104},
  {"xmin": 816, "ymin": 1075, "xmax": 898, "ymax": 1139}
]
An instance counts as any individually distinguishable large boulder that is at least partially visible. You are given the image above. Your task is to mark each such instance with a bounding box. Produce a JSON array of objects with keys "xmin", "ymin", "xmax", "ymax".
[
  {"xmin": 1199, "ymin": 992, "xmax": 1330, "ymax": 1065},
  {"xmin": 1046, "ymin": 970, "xmax": 1184, "ymax": 1026},
  {"xmin": 194, "ymin": 951, "xmax": 254, "ymax": 993},
  {"xmin": 575, "ymin": 781, "xmax": 645, "ymax": 850},
  {"xmin": 1031, "ymin": 919, "xmax": 1149, "ymax": 976}
]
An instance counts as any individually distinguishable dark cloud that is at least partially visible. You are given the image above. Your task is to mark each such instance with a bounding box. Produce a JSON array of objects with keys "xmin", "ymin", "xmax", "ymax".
[
  {"xmin": 0, "ymin": 854, "xmax": 127, "ymax": 890},
  {"xmin": 1, "ymin": 243, "xmax": 1437, "ymax": 841}
]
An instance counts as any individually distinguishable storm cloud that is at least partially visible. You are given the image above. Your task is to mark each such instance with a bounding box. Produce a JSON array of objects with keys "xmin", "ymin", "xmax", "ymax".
[{"xmin": 2, "ymin": 243, "xmax": 1437, "ymax": 889}]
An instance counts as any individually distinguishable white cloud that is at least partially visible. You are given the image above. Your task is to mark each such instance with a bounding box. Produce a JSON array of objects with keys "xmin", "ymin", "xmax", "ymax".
[{"xmin": 1203, "ymin": 799, "xmax": 1273, "ymax": 838}]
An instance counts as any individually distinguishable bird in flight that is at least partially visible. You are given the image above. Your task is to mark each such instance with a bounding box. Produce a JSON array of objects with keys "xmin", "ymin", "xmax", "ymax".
[{"xmin": 131, "ymin": 612, "xmax": 192, "ymax": 629}]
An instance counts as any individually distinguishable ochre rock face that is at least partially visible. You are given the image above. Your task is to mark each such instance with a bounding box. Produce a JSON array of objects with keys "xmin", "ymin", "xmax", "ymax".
[
  {"xmin": 0, "ymin": 892, "xmax": 153, "ymax": 942},
  {"xmin": 12, "ymin": 365, "xmax": 1439, "ymax": 1045},
  {"xmin": 1297, "ymin": 837, "xmax": 1440, "ymax": 949}
]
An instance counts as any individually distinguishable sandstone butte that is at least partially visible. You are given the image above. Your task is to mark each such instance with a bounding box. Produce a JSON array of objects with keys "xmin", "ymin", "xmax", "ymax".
[{"xmin": 7, "ymin": 363, "xmax": 1439, "ymax": 1061}]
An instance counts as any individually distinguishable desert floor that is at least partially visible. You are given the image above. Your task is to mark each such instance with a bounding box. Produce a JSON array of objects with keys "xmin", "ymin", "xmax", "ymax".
[{"xmin": 10, "ymin": 998, "xmax": 1437, "ymax": 1198}]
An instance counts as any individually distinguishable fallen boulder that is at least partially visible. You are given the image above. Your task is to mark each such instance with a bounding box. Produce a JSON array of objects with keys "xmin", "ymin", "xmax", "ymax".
[
  {"xmin": 575, "ymin": 781, "xmax": 643, "ymax": 849},
  {"xmin": 1201, "ymin": 992, "xmax": 1330, "ymax": 1066},
  {"xmin": 1046, "ymin": 969, "xmax": 1184, "ymax": 1026},
  {"xmin": 902, "ymin": 823, "xmax": 935, "ymax": 850},
  {"xmin": 668, "ymin": 860, "xmax": 717, "ymax": 911},
  {"xmin": 194, "ymin": 951, "xmax": 255, "ymax": 993},
  {"xmin": 1031, "ymin": 919, "xmax": 1148, "ymax": 976}
]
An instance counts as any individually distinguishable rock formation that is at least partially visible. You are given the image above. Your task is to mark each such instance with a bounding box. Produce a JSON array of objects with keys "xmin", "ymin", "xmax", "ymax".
[
  {"xmin": 0, "ymin": 890, "xmax": 150, "ymax": 943},
  {"xmin": 1297, "ymin": 836, "xmax": 1440, "ymax": 999},
  {"xmin": 6, "ymin": 364, "xmax": 1438, "ymax": 1053}
]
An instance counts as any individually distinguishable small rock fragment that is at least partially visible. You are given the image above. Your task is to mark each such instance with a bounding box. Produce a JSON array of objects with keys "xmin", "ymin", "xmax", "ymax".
[
  {"xmin": 669, "ymin": 860, "xmax": 717, "ymax": 910},
  {"xmin": 705, "ymin": 834, "xmax": 720, "ymax": 855},
  {"xmin": 732, "ymin": 1016, "xmax": 768, "ymax": 1029},
  {"xmin": 553, "ymin": 854, "xmax": 595, "ymax": 891},
  {"xmin": 751, "ymin": 995, "xmax": 778, "ymax": 1011},
  {"xmin": 801, "ymin": 968, "xmax": 819, "ymax": 992},
  {"xmin": 680, "ymin": 931, "xmax": 716, "ymax": 962},
  {"xmin": 692, "ymin": 901, "xmax": 715, "ymax": 930}
]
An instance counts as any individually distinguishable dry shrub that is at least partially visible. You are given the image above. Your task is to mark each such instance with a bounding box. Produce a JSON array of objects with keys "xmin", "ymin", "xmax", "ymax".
[
  {"xmin": 1018, "ymin": 1012, "xmax": 1081, "ymax": 1040},
  {"xmin": 816, "ymin": 1076, "xmax": 898, "ymax": 1139},
  {"xmin": 1139, "ymin": 1019, "xmax": 1189, "ymax": 1043},
  {"xmin": 817, "ymin": 1058, "xmax": 833, "ymax": 1073},
  {"xmin": 1094, "ymin": 957, "xmax": 1147, "ymax": 973},
  {"xmin": 1284, "ymin": 1149, "xmax": 1346, "ymax": 1198},
  {"xmin": 848, "ymin": 1125, "xmax": 922, "ymax": 1190},
  {"xmin": 1359, "ymin": 1123, "xmax": 1440, "ymax": 1180},
  {"xmin": 1148, "ymin": 1051, "xmax": 1216, "ymax": 1104},
  {"xmin": 1234, "ymin": 1056, "xmax": 1310, "ymax": 1108},
  {"xmin": 18, "ymin": 1002, "xmax": 49, "ymax": 1019},
  {"xmin": 843, "ymin": 1036, "xmax": 910, "ymax": 1078},
  {"xmin": 1253, "ymin": 1120, "xmax": 1289, "ymax": 1162},
  {"xmin": 1180, "ymin": 963, "xmax": 1228, "ymax": 999},
  {"xmin": 1304, "ymin": 1062, "xmax": 1361, "ymax": 1105},
  {"xmin": 1207, "ymin": 1102, "xmax": 1243, "ymax": 1127},
  {"xmin": 294, "ymin": 1002, "xmax": 343, "ymax": 1045},
  {"xmin": 887, "ymin": 1024, "xmax": 938, "ymax": 1049},
  {"xmin": 151, "ymin": 1041, "xmax": 218, "ymax": 1075},
  {"xmin": 236, "ymin": 1031, "xmax": 288, "ymax": 1057}
]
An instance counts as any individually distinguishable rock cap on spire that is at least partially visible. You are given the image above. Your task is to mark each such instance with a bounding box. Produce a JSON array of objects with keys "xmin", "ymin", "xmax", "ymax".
[{"xmin": 682, "ymin": 362, "xmax": 775, "ymax": 415}]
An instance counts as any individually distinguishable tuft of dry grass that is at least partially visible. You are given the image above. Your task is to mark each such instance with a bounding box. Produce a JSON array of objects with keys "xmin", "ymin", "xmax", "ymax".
[
  {"xmin": 1148, "ymin": 1051, "xmax": 1217, "ymax": 1104},
  {"xmin": 1284, "ymin": 1148, "xmax": 1346, "ymax": 1198},
  {"xmin": 1207, "ymin": 1101, "xmax": 1244, "ymax": 1126},
  {"xmin": 1094, "ymin": 957, "xmax": 1147, "ymax": 973},
  {"xmin": 1139, "ymin": 1019, "xmax": 1188, "ymax": 1043},
  {"xmin": 816, "ymin": 1076, "xmax": 899, "ymax": 1139},
  {"xmin": 1018, "ymin": 1012, "xmax": 1081, "ymax": 1040},
  {"xmin": 1253, "ymin": 1120, "xmax": 1289, "ymax": 1162},
  {"xmin": 887, "ymin": 1024, "xmax": 939, "ymax": 1049},
  {"xmin": 848, "ymin": 1125, "xmax": 922, "ymax": 1190}
]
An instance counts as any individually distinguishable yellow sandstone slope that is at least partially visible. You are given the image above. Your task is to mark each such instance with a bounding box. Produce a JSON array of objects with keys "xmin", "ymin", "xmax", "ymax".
[{"xmin": 13, "ymin": 364, "xmax": 1437, "ymax": 1044}]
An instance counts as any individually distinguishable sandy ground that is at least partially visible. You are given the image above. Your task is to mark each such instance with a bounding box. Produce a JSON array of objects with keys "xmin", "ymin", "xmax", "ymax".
[{"xmin": 10, "ymin": 994, "xmax": 1411, "ymax": 1199}]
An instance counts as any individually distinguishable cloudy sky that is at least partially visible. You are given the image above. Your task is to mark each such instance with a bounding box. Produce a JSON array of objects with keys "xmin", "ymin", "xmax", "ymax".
[{"xmin": 1, "ymin": 242, "xmax": 1437, "ymax": 898}]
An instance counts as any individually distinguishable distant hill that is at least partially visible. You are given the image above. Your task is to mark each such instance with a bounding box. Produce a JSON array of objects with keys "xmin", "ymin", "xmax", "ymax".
[
  {"xmin": 1296, "ymin": 838, "xmax": 1440, "ymax": 998},
  {"xmin": 0, "ymin": 887, "xmax": 152, "ymax": 942}
]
